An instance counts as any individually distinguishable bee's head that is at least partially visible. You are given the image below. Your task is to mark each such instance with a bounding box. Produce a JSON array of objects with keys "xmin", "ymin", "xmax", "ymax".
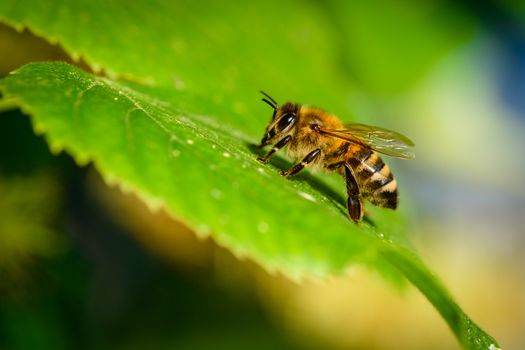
[{"xmin": 259, "ymin": 91, "xmax": 299, "ymax": 147}]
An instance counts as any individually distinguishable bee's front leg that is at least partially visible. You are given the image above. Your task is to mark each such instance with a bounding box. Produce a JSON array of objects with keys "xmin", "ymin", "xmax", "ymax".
[
  {"xmin": 280, "ymin": 149, "xmax": 321, "ymax": 177},
  {"xmin": 257, "ymin": 135, "xmax": 292, "ymax": 163}
]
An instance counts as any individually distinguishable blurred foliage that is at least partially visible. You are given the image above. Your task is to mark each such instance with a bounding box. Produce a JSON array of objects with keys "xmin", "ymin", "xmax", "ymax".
[
  {"xmin": 0, "ymin": 0, "xmax": 478, "ymax": 131},
  {"xmin": 0, "ymin": 172, "xmax": 63, "ymax": 297},
  {"xmin": 0, "ymin": 108, "xmax": 64, "ymax": 174},
  {"xmin": 322, "ymin": 0, "xmax": 476, "ymax": 94},
  {"xmin": 0, "ymin": 189, "xmax": 304, "ymax": 350}
]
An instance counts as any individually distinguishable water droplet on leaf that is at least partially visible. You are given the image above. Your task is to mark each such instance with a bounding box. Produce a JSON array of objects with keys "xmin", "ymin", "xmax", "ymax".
[
  {"xmin": 257, "ymin": 222, "xmax": 269, "ymax": 233},
  {"xmin": 211, "ymin": 188, "xmax": 222, "ymax": 199},
  {"xmin": 298, "ymin": 191, "xmax": 316, "ymax": 202}
]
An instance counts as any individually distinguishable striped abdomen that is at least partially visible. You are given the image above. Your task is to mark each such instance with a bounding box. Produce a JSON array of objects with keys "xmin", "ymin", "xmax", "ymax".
[{"xmin": 346, "ymin": 145, "xmax": 398, "ymax": 209}]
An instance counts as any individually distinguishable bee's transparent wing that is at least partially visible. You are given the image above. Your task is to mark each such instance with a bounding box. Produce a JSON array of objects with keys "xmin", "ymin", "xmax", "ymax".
[{"xmin": 318, "ymin": 123, "xmax": 415, "ymax": 159}]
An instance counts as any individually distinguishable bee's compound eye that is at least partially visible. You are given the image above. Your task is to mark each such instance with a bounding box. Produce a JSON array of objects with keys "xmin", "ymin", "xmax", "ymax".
[{"xmin": 277, "ymin": 114, "xmax": 296, "ymax": 131}]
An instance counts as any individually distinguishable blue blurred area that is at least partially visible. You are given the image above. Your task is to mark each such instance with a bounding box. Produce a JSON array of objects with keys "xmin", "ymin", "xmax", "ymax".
[{"xmin": 461, "ymin": 1, "xmax": 525, "ymax": 120}]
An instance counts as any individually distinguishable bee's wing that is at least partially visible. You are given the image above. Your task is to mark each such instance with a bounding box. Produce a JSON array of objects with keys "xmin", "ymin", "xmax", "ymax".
[{"xmin": 318, "ymin": 123, "xmax": 415, "ymax": 159}]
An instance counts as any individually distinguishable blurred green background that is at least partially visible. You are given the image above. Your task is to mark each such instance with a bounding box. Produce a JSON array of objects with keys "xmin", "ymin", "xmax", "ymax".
[{"xmin": 1, "ymin": 0, "xmax": 524, "ymax": 349}]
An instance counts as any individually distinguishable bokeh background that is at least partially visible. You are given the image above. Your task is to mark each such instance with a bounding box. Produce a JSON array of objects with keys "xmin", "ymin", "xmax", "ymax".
[{"xmin": 1, "ymin": 1, "xmax": 524, "ymax": 349}]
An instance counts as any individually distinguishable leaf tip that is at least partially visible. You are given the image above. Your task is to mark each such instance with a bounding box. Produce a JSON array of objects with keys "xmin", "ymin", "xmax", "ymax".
[
  {"xmin": 33, "ymin": 121, "xmax": 46, "ymax": 134},
  {"xmin": 143, "ymin": 196, "xmax": 165, "ymax": 213},
  {"xmin": 74, "ymin": 152, "xmax": 91, "ymax": 166},
  {"xmin": 70, "ymin": 51, "xmax": 81, "ymax": 62},
  {"xmin": 48, "ymin": 140, "xmax": 65, "ymax": 155},
  {"xmin": 194, "ymin": 224, "xmax": 212, "ymax": 240}
]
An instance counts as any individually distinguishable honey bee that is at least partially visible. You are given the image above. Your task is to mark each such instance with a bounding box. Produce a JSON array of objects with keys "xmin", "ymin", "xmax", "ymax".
[{"xmin": 256, "ymin": 91, "xmax": 415, "ymax": 223}]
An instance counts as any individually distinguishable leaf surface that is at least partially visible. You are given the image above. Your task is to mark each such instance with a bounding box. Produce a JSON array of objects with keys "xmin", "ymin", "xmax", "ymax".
[
  {"xmin": 0, "ymin": 63, "xmax": 499, "ymax": 349},
  {"xmin": 0, "ymin": 0, "xmax": 499, "ymax": 347}
]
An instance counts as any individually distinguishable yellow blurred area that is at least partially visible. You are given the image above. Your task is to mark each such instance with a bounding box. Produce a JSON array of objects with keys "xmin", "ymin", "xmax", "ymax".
[
  {"xmin": 0, "ymin": 24, "xmax": 68, "ymax": 76},
  {"xmin": 91, "ymin": 169, "xmax": 524, "ymax": 349},
  {"xmin": 88, "ymin": 170, "xmax": 216, "ymax": 270},
  {"xmin": 0, "ymin": 23, "xmax": 92, "ymax": 78}
]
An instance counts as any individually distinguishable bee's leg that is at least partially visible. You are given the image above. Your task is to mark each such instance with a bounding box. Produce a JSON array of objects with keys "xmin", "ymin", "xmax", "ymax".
[
  {"xmin": 280, "ymin": 149, "xmax": 321, "ymax": 177},
  {"xmin": 257, "ymin": 135, "xmax": 292, "ymax": 163},
  {"xmin": 326, "ymin": 161, "xmax": 345, "ymax": 171},
  {"xmin": 344, "ymin": 164, "xmax": 363, "ymax": 223}
]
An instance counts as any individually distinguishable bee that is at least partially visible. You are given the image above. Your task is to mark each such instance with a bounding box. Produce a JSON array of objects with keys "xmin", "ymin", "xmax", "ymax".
[{"xmin": 256, "ymin": 91, "xmax": 415, "ymax": 223}]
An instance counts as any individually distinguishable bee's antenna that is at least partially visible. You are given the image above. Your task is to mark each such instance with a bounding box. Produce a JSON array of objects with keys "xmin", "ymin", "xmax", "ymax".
[
  {"xmin": 260, "ymin": 90, "xmax": 278, "ymax": 106},
  {"xmin": 262, "ymin": 98, "xmax": 277, "ymax": 110}
]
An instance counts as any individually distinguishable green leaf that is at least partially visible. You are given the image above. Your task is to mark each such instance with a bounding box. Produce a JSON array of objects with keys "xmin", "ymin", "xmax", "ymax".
[
  {"xmin": 0, "ymin": 0, "xmax": 356, "ymax": 135},
  {"xmin": 0, "ymin": 62, "xmax": 498, "ymax": 349},
  {"xmin": 0, "ymin": 0, "xmax": 499, "ymax": 347},
  {"xmin": 1, "ymin": 62, "xmax": 383, "ymax": 277}
]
